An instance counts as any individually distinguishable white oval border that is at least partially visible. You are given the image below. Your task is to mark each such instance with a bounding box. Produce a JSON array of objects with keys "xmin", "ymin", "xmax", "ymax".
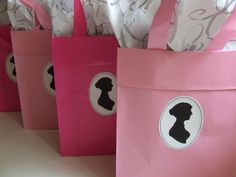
[
  {"xmin": 42, "ymin": 61, "xmax": 55, "ymax": 97},
  {"xmin": 5, "ymin": 53, "xmax": 17, "ymax": 82},
  {"xmin": 89, "ymin": 72, "xmax": 117, "ymax": 116},
  {"xmin": 159, "ymin": 96, "xmax": 204, "ymax": 150}
]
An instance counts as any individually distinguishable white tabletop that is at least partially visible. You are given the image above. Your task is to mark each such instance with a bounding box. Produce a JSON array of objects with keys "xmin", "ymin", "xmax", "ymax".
[{"xmin": 0, "ymin": 112, "xmax": 115, "ymax": 177}]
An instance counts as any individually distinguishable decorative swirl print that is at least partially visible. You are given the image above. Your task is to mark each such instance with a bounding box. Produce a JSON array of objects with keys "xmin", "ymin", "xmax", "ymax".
[
  {"xmin": 189, "ymin": 0, "xmax": 236, "ymax": 37},
  {"xmin": 7, "ymin": 0, "xmax": 35, "ymax": 30},
  {"xmin": 107, "ymin": 0, "xmax": 161, "ymax": 48},
  {"xmin": 168, "ymin": 0, "xmax": 236, "ymax": 51},
  {"xmin": 51, "ymin": 0, "xmax": 73, "ymax": 36},
  {"xmin": 80, "ymin": 0, "xmax": 114, "ymax": 36},
  {"xmin": 183, "ymin": 24, "xmax": 205, "ymax": 51}
]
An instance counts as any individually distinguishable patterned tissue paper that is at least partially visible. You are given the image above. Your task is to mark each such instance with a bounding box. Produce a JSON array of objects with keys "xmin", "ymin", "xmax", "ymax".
[
  {"xmin": 7, "ymin": 0, "xmax": 36, "ymax": 30},
  {"xmin": 49, "ymin": 0, "xmax": 74, "ymax": 36},
  {"xmin": 0, "ymin": 0, "xmax": 10, "ymax": 25},
  {"xmin": 81, "ymin": 0, "xmax": 114, "ymax": 36},
  {"xmin": 168, "ymin": 0, "xmax": 236, "ymax": 51},
  {"xmin": 107, "ymin": 0, "xmax": 161, "ymax": 48},
  {"xmin": 20, "ymin": 0, "xmax": 52, "ymax": 30}
]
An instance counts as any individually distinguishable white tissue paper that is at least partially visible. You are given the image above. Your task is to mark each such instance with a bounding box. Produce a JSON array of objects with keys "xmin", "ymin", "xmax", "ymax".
[
  {"xmin": 107, "ymin": 0, "xmax": 161, "ymax": 48},
  {"xmin": 168, "ymin": 0, "xmax": 236, "ymax": 51},
  {"xmin": 7, "ymin": 0, "xmax": 36, "ymax": 30},
  {"xmin": 224, "ymin": 40, "xmax": 236, "ymax": 50},
  {"xmin": 81, "ymin": 0, "xmax": 114, "ymax": 35},
  {"xmin": 49, "ymin": 0, "xmax": 74, "ymax": 36},
  {"xmin": 0, "ymin": 0, "xmax": 10, "ymax": 25},
  {"xmin": 21, "ymin": 0, "xmax": 52, "ymax": 30}
]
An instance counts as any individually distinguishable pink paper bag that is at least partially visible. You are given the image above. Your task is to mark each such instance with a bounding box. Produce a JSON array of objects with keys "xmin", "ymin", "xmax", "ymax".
[
  {"xmin": 52, "ymin": 0, "xmax": 118, "ymax": 156},
  {"xmin": 11, "ymin": 30, "xmax": 57, "ymax": 129},
  {"xmin": 0, "ymin": 25, "xmax": 20, "ymax": 111},
  {"xmin": 116, "ymin": 1, "xmax": 236, "ymax": 177}
]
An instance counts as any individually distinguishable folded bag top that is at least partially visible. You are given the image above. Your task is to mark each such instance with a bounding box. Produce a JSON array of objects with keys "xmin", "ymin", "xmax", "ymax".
[
  {"xmin": 118, "ymin": 49, "xmax": 236, "ymax": 91},
  {"xmin": 11, "ymin": 30, "xmax": 51, "ymax": 55}
]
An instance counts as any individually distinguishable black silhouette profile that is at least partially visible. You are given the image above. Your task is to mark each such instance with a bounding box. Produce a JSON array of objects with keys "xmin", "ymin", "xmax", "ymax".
[
  {"xmin": 169, "ymin": 103, "xmax": 192, "ymax": 144},
  {"xmin": 10, "ymin": 57, "xmax": 16, "ymax": 76},
  {"xmin": 95, "ymin": 77, "xmax": 115, "ymax": 111},
  {"xmin": 47, "ymin": 66, "xmax": 55, "ymax": 91}
]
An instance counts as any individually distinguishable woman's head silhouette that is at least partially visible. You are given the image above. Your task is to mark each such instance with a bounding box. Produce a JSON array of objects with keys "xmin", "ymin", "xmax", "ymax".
[
  {"xmin": 10, "ymin": 57, "xmax": 16, "ymax": 76},
  {"xmin": 47, "ymin": 66, "xmax": 55, "ymax": 91},
  {"xmin": 169, "ymin": 103, "xmax": 192, "ymax": 122},
  {"xmin": 95, "ymin": 77, "xmax": 113, "ymax": 92},
  {"xmin": 168, "ymin": 102, "xmax": 192, "ymax": 144},
  {"xmin": 95, "ymin": 77, "xmax": 114, "ymax": 111}
]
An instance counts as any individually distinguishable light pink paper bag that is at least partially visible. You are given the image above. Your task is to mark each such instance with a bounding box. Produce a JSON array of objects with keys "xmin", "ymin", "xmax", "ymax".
[
  {"xmin": 116, "ymin": 1, "xmax": 236, "ymax": 177},
  {"xmin": 0, "ymin": 25, "xmax": 20, "ymax": 111},
  {"xmin": 52, "ymin": 0, "xmax": 118, "ymax": 156},
  {"xmin": 11, "ymin": 30, "xmax": 57, "ymax": 129}
]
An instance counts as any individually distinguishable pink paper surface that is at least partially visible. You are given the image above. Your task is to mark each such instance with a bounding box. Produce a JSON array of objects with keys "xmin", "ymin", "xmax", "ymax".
[
  {"xmin": 0, "ymin": 25, "xmax": 20, "ymax": 112},
  {"xmin": 52, "ymin": 36, "xmax": 117, "ymax": 156},
  {"xmin": 116, "ymin": 48, "xmax": 236, "ymax": 177},
  {"xmin": 51, "ymin": 0, "xmax": 118, "ymax": 156},
  {"xmin": 11, "ymin": 30, "xmax": 57, "ymax": 129}
]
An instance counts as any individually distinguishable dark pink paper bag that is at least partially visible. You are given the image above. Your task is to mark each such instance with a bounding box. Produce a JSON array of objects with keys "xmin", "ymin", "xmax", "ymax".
[
  {"xmin": 0, "ymin": 25, "xmax": 20, "ymax": 111},
  {"xmin": 52, "ymin": 0, "xmax": 118, "ymax": 156}
]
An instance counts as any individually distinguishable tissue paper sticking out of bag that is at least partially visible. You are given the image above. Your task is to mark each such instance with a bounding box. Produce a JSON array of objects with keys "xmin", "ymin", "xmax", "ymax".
[
  {"xmin": 81, "ymin": 0, "xmax": 114, "ymax": 35},
  {"xmin": 20, "ymin": 0, "xmax": 74, "ymax": 34},
  {"xmin": 50, "ymin": 0, "xmax": 74, "ymax": 36},
  {"xmin": 9, "ymin": 0, "xmax": 73, "ymax": 35},
  {"xmin": 168, "ymin": 0, "xmax": 236, "ymax": 51},
  {"xmin": 20, "ymin": 0, "xmax": 52, "ymax": 30},
  {"xmin": 107, "ymin": 0, "xmax": 161, "ymax": 48},
  {"xmin": 80, "ymin": 0, "xmax": 96, "ymax": 35},
  {"xmin": 0, "ymin": 0, "xmax": 10, "ymax": 25},
  {"xmin": 224, "ymin": 40, "xmax": 236, "ymax": 50},
  {"xmin": 7, "ymin": 0, "xmax": 36, "ymax": 30}
]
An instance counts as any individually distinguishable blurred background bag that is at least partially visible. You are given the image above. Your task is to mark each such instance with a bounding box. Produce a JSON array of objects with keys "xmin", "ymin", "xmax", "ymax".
[
  {"xmin": 11, "ymin": 29, "xmax": 57, "ymax": 129},
  {"xmin": 0, "ymin": 25, "xmax": 20, "ymax": 112}
]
